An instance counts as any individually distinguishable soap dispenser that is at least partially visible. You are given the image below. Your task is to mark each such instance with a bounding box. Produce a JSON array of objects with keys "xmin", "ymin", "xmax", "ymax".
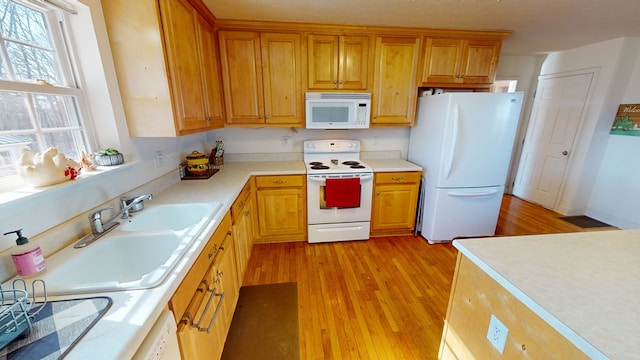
[{"xmin": 4, "ymin": 229, "xmax": 46, "ymax": 277}]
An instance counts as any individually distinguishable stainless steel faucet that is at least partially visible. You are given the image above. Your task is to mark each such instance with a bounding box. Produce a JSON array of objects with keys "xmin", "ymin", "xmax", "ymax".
[{"xmin": 75, "ymin": 193, "xmax": 153, "ymax": 248}]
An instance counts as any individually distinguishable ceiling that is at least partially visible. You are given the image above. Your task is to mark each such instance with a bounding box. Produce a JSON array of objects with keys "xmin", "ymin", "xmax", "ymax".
[{"xmin": 202, "ymin": 0, "xmax": 640, "ymax": 55}]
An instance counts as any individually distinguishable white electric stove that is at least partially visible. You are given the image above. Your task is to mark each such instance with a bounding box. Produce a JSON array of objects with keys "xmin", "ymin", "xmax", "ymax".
[{"xmin": 303, "ymin": 140, "xmax": 373, "ymax": 243}]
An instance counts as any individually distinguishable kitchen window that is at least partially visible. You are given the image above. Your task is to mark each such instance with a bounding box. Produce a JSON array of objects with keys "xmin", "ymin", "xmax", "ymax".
[{"xmin": 0, "ymin": 0, "xmax": 93, "ymax": 186}]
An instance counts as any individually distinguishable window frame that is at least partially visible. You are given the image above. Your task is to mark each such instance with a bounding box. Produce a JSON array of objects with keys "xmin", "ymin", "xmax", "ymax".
[{"xmin": 0, "ymin": 0, "xmax": 96, "ymax": 190}]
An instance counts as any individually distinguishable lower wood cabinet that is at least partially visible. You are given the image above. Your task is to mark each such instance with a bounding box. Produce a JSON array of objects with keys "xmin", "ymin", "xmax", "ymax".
[
  {"xmin": 371, "ymin": 172, "xmax": 420, "ymax": 236},
  {"xmin": 169, "ymin": 211, "xmax": 239, "ymax": 360},
  {"xmin": 254, "ymin": 175, "xmax": 307, "ymax": 243},
  {"xmin": 231, "ymin": 178, "xmax": 254, "ymax": 285}
]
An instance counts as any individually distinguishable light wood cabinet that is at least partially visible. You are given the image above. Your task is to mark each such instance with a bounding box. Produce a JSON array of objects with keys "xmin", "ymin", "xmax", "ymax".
[
  {"xmin": 102, "ymin": 0, "xmax": 224, "ymax": 137},
  {"xmin": 219, "ymin": 31, "xmax": 303, "ymax": 126},
  {"xmin": 371, "ymin": 172, "xmax": 420, "ymax": 236},
  {"xmin": 440, "ymin": 254, "xmax": 589, "ymax": 359},
  {"xmin": 170, "ymin": 211, "xmax": 239, "ymax": 360},
  {"xmin": 420, "ymin": 37, "xmax": 501, "ymax": 86},
  {"xmin": 231, "ymin": 178, "xmax": 254, "ymax": 285},
  {"xmin": 370, "ymin": 36, "xmax": 421, "ymax": 126},
  {"xmin": 254, "ymin": 175, "xmax": 306, "ymax": 243},
  {"xmin": 307, "ymin": 34, "xmax": 371, "ymax": 90}
]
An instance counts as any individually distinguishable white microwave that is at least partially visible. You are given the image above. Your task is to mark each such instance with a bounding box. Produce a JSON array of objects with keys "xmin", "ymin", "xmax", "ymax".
[{"xmin": 305, "ymin": 92, "xmax": 371, "ymax": 129}]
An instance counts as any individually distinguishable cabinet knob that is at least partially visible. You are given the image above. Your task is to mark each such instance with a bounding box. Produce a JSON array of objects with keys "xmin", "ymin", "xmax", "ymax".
[
  {"xmin": 259, "ymin": 115, "xmax": 264, "ymax": 119},
  {"xmin": 244, "ymin": 210, "xmax": 250, "ymax": 217},
  {"xmin": 376, "ymin": 192, "xmax": 380, "ymax": 196},
  {"xmin": 265, "ymin": 115, "xmax": 270, "ymax": 119},
  {"xmin": 333, "ymin": 80, "xmax": 338, "ymax": 84},
  {"xmin": 298, "ymin": 194, "xmax": 303, "ymax": 198},
  {"xmin": 218, "ymin": 271, "xmax": 224, "ymax": 277},
  {"xmin": 339, "ymin": 80, "xmax": 344, "ymax": 84}
]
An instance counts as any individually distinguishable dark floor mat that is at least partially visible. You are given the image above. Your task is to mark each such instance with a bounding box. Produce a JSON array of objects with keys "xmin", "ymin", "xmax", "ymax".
[
  {"xmin": 558, "ymin": 215, "xmax": 612, "ymax": 228},
  {"xmin": 222, "ymin": 282, "xmax": 299, "ymax": 360}
]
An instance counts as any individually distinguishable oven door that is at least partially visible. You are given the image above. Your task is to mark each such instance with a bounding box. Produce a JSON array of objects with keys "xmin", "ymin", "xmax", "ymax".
[{"xmin": 307, "ymin": 173, "xmax": 373, "ymax": 225}]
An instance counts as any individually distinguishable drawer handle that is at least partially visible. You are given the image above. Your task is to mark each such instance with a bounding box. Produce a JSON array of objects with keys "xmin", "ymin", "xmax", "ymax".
[
  {"xmin": 273, "ymin": 179, "xmax": 287, "ymax": 184},
  {"xmin": 238, "ymin": 200, "xmax": 244, "ymax": 207},
  {"xmin": 391, "ymin": 177, "xmax": 404, "ymax": 181},
  {"xmin": 183, "ymin": 288, "xmax": 225, "ymax": 333}
]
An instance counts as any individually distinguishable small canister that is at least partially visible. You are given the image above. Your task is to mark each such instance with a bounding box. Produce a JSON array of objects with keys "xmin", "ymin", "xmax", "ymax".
[{"xmin": 186, "ymin": 151, "xmax": 209, "ymax": 175}]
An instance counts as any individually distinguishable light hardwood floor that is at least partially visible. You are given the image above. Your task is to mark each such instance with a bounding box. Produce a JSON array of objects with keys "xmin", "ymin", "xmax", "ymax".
[{"xmin": 242, "ymin": 195, "xmax": 604, "ymax": 359}]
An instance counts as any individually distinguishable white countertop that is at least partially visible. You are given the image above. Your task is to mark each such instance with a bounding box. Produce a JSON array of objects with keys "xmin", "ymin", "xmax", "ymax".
[
  {"xmin": 453, "ymin": 230, "xmax": 640, "ymax": 360},
  {"xmin": 362, "ymin": 158, "xmax": 422, "ymax": 172},
  {"xmin": 63, "ymin": 158, "xmax": 421, "ymax": 358}
]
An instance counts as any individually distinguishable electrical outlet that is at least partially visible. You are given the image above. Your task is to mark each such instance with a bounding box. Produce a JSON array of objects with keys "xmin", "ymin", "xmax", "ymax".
[
  {"xmin": 372, "ymin": 136, "xmax": 379, "ymax": 145},
  {"xmin": 155, "ymin": 151, "xmax": 164, "ymax": 168},
  {"xmin": 486, "ymin": 314, "xmax": 509, "ymax": 354},
  {"xmin": 282, "ymin": 136, "xmax": 289, "ymax": 146}
]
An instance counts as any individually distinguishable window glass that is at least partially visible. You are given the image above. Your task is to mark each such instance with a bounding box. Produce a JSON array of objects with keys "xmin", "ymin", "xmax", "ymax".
[{"xmin": 0, "ymin": 0, "xmax": 91, "ymax": 184}]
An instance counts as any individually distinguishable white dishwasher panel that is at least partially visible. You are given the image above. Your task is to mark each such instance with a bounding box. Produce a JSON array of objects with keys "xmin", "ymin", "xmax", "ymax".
[{"xmin": 133, "ymin": 310, "xmax": 181, "ymax": 360}]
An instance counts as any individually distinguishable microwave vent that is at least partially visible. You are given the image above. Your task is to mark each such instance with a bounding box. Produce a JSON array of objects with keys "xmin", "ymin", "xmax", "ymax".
[{"xmin": 305, "ymin": 92, "xmax": 371, "ymax": 100}]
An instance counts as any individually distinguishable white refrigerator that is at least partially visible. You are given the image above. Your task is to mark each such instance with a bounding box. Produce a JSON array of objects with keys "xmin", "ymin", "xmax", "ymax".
[{"xmin": 408, "ymin": 92, "xmax": 524, "ymax": 244}]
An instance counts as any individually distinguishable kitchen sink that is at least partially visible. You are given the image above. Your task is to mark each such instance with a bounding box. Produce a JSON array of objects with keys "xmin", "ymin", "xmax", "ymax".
[
  {"xmin": 120, "ymin": 202, "xmax": 221, "ymax": 233},
  {"xmin": 28, "ymin": 202, "xmax": 222, "ymax": 296}
]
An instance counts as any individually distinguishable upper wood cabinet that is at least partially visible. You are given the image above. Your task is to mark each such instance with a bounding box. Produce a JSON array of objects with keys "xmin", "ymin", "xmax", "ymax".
[
  {"xmin": 102, "ymin": 0, "xmax": 224, "ymax": 137},
  {"xmin": 307, "ymin": 34, "xmax": 371, "ymax": 90},
  {"xmin": 371, "ymin": 36, "xmax": 420, "ymax": 126},
  {"xmin": 420, "ymin": 37, "xmax": 501, "ymax": 86},
  {"xmin": 218, "ymin": 31, "xmax": 303, "ymax": 126}
]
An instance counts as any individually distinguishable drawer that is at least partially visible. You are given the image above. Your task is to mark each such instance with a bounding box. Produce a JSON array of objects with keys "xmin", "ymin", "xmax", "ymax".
[
  {"xmin": 375, "ymin": 172, "xmax": 421, "ymax": 184},
  {"xmin": 231, "ymin": 180, "xmax": 252, "ymax": 220},
  {"xmin": 170, "ymin": 211, "xmax": 231, "ymax": 321},
  {"xmin": 255, "ymin": 174, "xmax": 304, "ymax": 188}
]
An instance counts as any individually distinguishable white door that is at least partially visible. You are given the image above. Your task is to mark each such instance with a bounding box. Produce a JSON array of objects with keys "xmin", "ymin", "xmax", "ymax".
[{"xmin": 513, "ymin": 72, "xmax": 593, "ymax": 208}]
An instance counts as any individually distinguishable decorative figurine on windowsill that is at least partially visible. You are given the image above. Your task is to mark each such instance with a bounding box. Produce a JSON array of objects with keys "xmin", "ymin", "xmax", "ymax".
[{"xmin": 17, "ymin": 147, "xmax": 82, "ymax": 187}]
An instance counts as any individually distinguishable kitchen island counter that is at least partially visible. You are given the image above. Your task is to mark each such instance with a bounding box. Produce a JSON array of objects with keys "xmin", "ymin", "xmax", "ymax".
[{"xmin": 451, "ymin": 230, "xmax": 640, "ymax": 359}]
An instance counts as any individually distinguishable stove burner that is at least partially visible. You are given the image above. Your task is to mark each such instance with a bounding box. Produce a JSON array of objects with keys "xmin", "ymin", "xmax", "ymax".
[
  {"xmin": 342, "ymin": 161, "xmax": 360, "ymax": 166},
  {"xmin": 350, "ymin": 165, "xmax": 366, "ymax": 169},
  {"xmin": 309, "ymin": 161, "xmax": 323, "ymax": 166},
  {"xmin": 311, "ymin": 165, "xmax": 330, "ymax": 170}
]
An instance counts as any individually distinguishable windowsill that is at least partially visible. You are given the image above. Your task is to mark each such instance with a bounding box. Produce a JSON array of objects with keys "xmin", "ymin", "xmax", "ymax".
[{"xmin": 0, "ymin": 161, "xmax": 137, "ymax": 208}]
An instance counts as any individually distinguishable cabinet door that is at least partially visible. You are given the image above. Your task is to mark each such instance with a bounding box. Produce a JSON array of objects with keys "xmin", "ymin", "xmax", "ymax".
[
  {"xmin": 459, "ymin": 39, "xmax": 501, "ymax": 85},
  {"xmin": 255, "ymin": 187, "xmax": 306, "ymax": 240},
  {"xmin": 216, "ymin": 231, "xmax": 239, "ymax": 338},
  {"xmin": 261, "ymin": 33, "xmax": 303, "ymax": 125},
  {"xmin": 420, "ymin": 37, "xmax": 464, "ymax": 84},
  {"xmin": 219, "ymin": 30, "xmax": 265, "ymax": 124},
  {"xmin": 197, "ymin": 14, "xmax": 225, "ymax": 129},
  {"xmin": 307, "ymin": 34, "xmax": 339, "ymax": 90},
  {"xmin": 307, "ymin": 34, "xmax": 370, "ymax": 90},
  {"xmin": 339, "ymin": 35, "xmax": 371, "ymax": 90},
  {"xmin": 371, "ymin": 183, "xmax": 419, "ymax": 232},
  {"xmin": 371, "ymin": 36, "xmax": 420, "ymax": 126},
  {"xmin": 176, "ymin": 267, "xmax": 224, "ymax": 360},
  {"xmin": 159, "ymin": 0, "xmax": 208, "ymax": 133}
]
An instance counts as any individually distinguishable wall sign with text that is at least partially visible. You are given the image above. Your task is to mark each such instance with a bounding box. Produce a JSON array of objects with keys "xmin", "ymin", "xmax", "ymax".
[{"xmin": 611, "ymin": 104, "xmax": 640, "ymax": 136}]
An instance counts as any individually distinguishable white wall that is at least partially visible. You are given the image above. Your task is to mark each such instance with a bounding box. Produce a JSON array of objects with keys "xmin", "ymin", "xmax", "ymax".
[
  {"xmin": 205, "ymin": 127, "xmax": 411, "ymax": 159},
  {"xmin": 535, "ymin": 38, "xmax": 640, "ymax": 220},
  {"xmin": 587, "ymin": 39, "xmax": 640, "ymax": 228}
]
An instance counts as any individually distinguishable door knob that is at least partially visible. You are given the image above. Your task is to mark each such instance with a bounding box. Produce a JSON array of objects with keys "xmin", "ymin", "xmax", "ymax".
[{"xmin": 562, "ymin": 151, "xmax": 568, "ymax": 156}]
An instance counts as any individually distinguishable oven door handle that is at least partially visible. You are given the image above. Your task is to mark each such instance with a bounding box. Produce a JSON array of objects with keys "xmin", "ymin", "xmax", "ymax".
[{"xmin": 308, "ymin": 174, "xmax": 373, "ymax": 182}]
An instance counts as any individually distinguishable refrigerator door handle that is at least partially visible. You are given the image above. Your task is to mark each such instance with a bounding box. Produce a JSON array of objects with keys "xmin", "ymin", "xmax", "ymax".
[
  {"xmin": 444, "ymin": 104, "xmax": 459, "ymax": 179},
  {"xmin": 447, "ymin": 189, "xmax": 499, "ymax": 198}
]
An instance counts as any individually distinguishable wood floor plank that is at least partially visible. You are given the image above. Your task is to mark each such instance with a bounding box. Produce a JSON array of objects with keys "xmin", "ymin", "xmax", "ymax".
[{"xmin": 241, "ymin": 195, "xmax": 597, "ymax": 359}]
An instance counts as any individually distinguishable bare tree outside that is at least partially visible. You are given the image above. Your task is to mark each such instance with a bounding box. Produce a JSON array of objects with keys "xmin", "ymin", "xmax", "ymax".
[{"xmin": 0, "ymin": 0, "xmax": 89, "ymax": 179}]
